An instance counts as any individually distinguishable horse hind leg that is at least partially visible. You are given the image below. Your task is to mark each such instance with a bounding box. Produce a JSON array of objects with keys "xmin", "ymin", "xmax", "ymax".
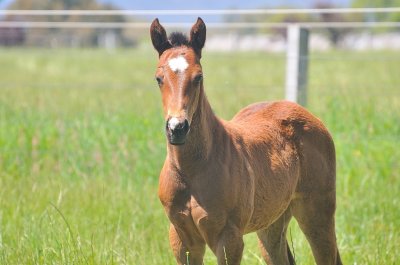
[
  {"xmin": 257, "ymin": 209, "xmax": 296, "ymax": 265},
  {"xmin": 291, "ymin": 192, "xmax": 342, "ymax": 265}
]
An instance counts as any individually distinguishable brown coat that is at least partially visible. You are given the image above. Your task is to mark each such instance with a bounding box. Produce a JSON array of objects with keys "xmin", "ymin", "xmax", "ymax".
[{"xmin": 151, "ymin": 18, "xmax": 342, "ymax": 265}]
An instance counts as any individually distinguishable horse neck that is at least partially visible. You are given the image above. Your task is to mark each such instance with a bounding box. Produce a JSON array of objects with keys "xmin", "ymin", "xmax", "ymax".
[{"xmin": 167, "ymin": 85, "xmax": 221, "ymax": 171}]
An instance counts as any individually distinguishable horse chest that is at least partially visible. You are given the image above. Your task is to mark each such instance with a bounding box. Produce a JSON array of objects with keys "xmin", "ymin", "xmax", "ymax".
[{"xmin": 160, "ymin": 183, "xmax": 226, "ymax": 240}]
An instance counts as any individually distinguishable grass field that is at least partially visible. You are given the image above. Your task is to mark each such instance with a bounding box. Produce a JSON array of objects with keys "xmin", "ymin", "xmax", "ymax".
[{"xmin": 0, "ymin": 47, "xmax": 399, "ymax": 264}]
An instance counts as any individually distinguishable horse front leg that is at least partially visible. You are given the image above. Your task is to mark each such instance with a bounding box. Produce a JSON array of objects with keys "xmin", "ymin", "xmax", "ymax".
[
  {"xmin": 211, "ymin": 224, "xmax": 244, "ymax": 265},
  {"xmin": 169, "ymin": 224, "xmax": 206, "ymax": 265}
]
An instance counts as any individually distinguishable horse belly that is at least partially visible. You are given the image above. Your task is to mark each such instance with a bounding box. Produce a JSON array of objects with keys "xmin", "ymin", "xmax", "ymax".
[
  {"xmin": 245, "ymin": 195, "xmax": 292, "ymax": 233},
  {"xmin": 245, "ymin": 154, "xmax": 300, "ymax": 233}
]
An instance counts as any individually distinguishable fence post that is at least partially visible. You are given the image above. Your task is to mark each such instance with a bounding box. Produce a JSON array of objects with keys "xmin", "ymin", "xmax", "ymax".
[{"xmin": 285, "ymin": 24, "xmax": 309, "ymax": 106}]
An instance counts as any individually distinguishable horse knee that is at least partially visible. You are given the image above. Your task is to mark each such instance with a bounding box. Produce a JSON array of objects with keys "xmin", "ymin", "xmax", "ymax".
[
  {"xmin": 169, "ymin": 225, "xmax": 206, "ymax": 265},
  {"xmin": 212, "ymin": 225, "xmax": 244, "ymax": 265}
]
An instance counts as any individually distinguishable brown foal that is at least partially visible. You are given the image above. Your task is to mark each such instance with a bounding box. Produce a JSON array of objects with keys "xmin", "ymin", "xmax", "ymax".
[{"xmin": 150, "ymin": 17, "xmax": 342, "ymax": 265}]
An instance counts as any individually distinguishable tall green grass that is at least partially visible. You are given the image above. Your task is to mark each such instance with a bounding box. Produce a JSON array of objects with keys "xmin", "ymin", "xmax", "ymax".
[{"xmin": 0, "ymin": 48, "xmax": 399, "ymax": 264}]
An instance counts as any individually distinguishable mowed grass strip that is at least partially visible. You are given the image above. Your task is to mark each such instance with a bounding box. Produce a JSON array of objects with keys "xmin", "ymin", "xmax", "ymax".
[{"xmin": 0, "ymin": 48, "xmax": 399, "ymax": 264}]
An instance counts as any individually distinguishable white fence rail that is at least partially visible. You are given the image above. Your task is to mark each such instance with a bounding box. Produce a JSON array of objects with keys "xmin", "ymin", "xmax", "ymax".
[
  {"xmin": 1, "ymin": 7, "xmax": 400, "ymax": 15},
  {"xmin": 1, "ymin": 21, "xmax": 400, "ymax": 29},
  {"xmin": 1, "ymin": 8, "xmax": 400, "ymax": 29}
]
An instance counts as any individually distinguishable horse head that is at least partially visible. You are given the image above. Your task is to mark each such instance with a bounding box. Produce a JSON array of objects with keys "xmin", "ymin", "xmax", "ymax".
[{"xmin": 150, "ymin": 18, "xmax": 206, "ymax": 145}]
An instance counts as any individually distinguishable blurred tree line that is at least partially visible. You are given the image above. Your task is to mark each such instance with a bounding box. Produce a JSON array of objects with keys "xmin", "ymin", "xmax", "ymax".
[
  {"xmin": 352, "ymin": 0, "xmax": 400, "ymax": 22},
  {"xmin": 223, "ymin": 0, "xmax": 400, "ymax": 47},
  {"xmin": 1, "ymin": 0, "xmax": 399, "ymax": 47},
  {"xmin": 0, "ymin": 0, "xmax": 138, "ymax": 47}
]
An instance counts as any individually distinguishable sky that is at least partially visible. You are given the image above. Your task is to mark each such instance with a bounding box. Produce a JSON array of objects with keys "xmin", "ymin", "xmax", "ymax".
[
  {"xmin": 98, "ymin": 0, "xmax": 351, "ymax": 10},
  {"xmin": 1, "ymin": 0, "xmax": 351, "ymax": 10},
  {"xmin": 101, "ymin": 0, "xmax": 352, "ymax": 22},
  {"xmin": 0, "ymin": 0, "xmax": 352, "ymax": 23}
]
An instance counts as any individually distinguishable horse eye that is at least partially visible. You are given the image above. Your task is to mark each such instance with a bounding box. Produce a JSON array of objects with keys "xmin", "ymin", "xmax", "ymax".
[
  {"xmin": 155, "ymin": 76, "xmax": 163, "ymax": 86},
  {"xmin": 193, "ymin": 74, "xmax": 203, "ymax": 83}
]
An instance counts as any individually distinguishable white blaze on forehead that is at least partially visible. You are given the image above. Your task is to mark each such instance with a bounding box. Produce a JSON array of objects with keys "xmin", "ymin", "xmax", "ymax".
[
  {"xmin": 168, "ymin": 117, "xmax": 180, "ymax": 130},
  {"xmin": 168, "ymin": 56, "xmax": 189, "ymax": 73}
]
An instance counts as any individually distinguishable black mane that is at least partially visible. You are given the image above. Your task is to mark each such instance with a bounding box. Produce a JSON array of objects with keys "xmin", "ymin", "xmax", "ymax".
[{"xmin": 168, "ymin": 32, "xmax": 189, "ymax": 47}]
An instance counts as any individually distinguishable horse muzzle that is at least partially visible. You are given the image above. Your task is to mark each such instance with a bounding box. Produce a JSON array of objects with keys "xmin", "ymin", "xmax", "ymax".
[{"xmin": 165, "ymin": 117, "xmax": 190, "ymax": 145}]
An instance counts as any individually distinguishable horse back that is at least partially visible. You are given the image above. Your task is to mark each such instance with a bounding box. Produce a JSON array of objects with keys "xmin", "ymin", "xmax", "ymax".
[{"xmin": 231, "ymin": 100, "xmax": 334, "ymax": 151}]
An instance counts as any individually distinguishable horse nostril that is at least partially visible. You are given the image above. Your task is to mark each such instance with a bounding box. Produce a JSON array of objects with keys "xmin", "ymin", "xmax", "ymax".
[{"xmin": 183, "ymin": 119, "xmax": 189, "ymax": 132}]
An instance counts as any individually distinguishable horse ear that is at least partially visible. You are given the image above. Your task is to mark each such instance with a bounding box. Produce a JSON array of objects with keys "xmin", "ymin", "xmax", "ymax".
[
  {"xmin": 189, "ymin": 17, "xmax": 206, "ymax": 58},
  {"xmin": 150, "ymin": 18, "xmax": 172, "ymax": 56}
]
